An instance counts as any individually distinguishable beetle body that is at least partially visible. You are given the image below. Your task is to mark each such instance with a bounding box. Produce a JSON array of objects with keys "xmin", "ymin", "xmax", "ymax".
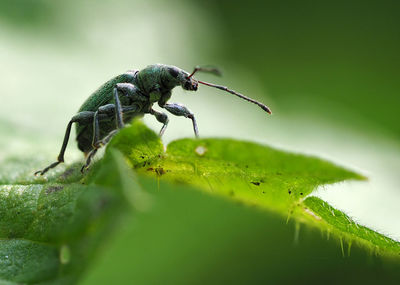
[
  {"xmin": 76, "ymin": 72, "xmax": 138, "ymax": 153},
  {"xmin": 36, "ymin": 64, "xmax": 271, "ymax": 175},
  {"xmin": 76, "ymin": 64, "xmax": 196, "ymax": 153}
]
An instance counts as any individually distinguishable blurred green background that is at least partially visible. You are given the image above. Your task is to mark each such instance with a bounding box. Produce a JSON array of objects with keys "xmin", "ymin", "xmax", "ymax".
[
  {"xmin": 203, "ymin": 0, "xmax": 400, "ymax": 137},
  {"xmin": 0, "ymin": 0, "xmax": 399, "ymax": 283}
]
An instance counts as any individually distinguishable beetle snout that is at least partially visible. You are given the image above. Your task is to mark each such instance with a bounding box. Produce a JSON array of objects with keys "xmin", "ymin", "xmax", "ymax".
[{"xmin": 183, "ymin": 79, "xmax": 198, "ymax": 91}]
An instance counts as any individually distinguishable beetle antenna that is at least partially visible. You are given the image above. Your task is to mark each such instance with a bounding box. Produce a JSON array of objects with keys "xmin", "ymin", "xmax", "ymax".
[
  {"xmin": 198, "ymin": 80, "xmax": 272, "ymax": 114},
  {"xmin": 188, "ymin": 66, "xmax": 222, "ymax": 79}
]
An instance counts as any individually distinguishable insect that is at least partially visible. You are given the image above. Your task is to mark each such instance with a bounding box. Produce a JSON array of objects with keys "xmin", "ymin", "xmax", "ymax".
[{"xmin": 35, "ymin": 64, "xmax": 272, "ymax": 175}]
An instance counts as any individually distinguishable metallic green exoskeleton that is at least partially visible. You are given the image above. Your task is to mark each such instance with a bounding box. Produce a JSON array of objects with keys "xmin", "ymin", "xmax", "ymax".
[{"xmin": 35, "ymin": 64, "xmax": 272, "ymax": 175}]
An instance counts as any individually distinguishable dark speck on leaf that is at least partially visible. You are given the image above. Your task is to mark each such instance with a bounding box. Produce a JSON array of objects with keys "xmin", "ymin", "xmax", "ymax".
[
  {"xmin": 288, "ymin": 190, "xmax": 292, "ymax": 194},
  {"xmin": 300, "ymin": 192, "xmax": 303, "ymax": 195},
  {"xmin": 46, "ymin": 185, "xmax": 64, "ymax": 194},
  {"xmin": 147, "ymin": 167, "xmax": 154, "ymax": 171},
  {"xmin": 155, "ymin": 167, "xmax": 166, "ymax": 176},
  {"xmin": 251, "ymin": 182, "xmax": 260, "ymax": 186},
  {"xmin": 262, "ymin": 191, "xmax": 265, "ymax": 194},
  {"xmin": 245, "ymin": 165, "xmax": 249, "ymax": 168},
  {"xmin": 140, "ymin": 155, "xmax": 145, "ymax": 159}
]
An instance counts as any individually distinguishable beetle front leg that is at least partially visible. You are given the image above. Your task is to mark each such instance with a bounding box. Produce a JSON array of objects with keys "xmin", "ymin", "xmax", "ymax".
[
  {"xmin": 150, "ymin": 109, "xmax": 169, "ymax": 137},
  {"xmin": 162, "ymin": 103, "xmax": 199, "ymax": 138}
]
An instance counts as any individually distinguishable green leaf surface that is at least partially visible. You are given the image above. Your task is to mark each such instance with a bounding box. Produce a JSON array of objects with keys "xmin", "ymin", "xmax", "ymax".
[
  {"xmin": 303, "ymin": 197, "xmax": 400, "ymax": 256},
  {"xmin": 0, "ymin": 122, "xmax": 142, "ymax": 284},
  {"xmin": 140, "ymin": 137, "xmax": 362, "ymax": 212},
  {"xmin": 108, "ymin": 121, "xmax": 400, "ymax": 255}
]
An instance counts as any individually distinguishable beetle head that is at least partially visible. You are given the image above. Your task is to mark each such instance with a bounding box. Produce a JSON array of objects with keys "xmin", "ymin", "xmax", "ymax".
[
  {"xmin": 182, "ymin": 72, "xmax": 198, "ymax": 91},
  {"xmin": 166, "ymin": 66, "xmax": 198, "ymax": 91}
]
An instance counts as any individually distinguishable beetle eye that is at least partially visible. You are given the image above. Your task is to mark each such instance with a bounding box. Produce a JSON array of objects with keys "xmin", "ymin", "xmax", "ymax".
[{"xmin": 184, "ymin": 81, "xmax": 191, "ymax": 89}]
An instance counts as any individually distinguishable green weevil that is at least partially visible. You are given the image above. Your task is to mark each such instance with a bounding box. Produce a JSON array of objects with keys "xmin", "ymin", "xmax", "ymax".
[{"xmin": 35, "ymin": 64, "xmax": 272, "ymax": 175}]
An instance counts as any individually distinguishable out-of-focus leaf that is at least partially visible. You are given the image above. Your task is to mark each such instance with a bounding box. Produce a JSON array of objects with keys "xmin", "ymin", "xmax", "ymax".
[
  {"xmin": 0, "ymin": 125, "xmax": 143, "ymax": 284},
  {"xmin": 83, "ymin": 176, "xmax": 400, "ymax": 285}
]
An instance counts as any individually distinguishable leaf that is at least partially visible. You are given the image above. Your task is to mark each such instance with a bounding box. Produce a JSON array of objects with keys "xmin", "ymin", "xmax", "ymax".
[
  {"xmin": 0, "ymin": 120, "xmax": 145, "ymax": 284},
  {"xmin": 143, "ymin": 138, "xmax": 362, "ymax": 212},
  {"xmin": 1, "ymin": 119, "xmax": 400, "ymax": 284},
  {"xmin": 83, "ymin": 175, "xmax": 400, "ymax": 285},
  {"xmin": 303, "ymin": 197, "xmax": 400, "ymax": 256},
  {"xmin": 107, "ymin": 121, "xmax": 399, "ymax": 257},
  {"xmin": 81, "ymin": 121, "xmax": 400, "ymax": 284}
]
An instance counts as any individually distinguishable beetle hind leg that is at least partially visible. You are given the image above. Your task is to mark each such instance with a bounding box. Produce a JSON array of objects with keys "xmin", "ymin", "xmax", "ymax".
[
  {"xmin": 34, "ymin": 111, "xmax": 95, "ymax": 176},
  {"xmin": 34, "ymin": 121, "xmax": 74, "ymax": 176}
]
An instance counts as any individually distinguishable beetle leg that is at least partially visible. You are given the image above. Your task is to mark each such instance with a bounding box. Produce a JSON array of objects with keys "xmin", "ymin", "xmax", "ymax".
[
  {"xmin": 96, "ymin": 104, "xmax": 138, "ymax": 146},
  {"xmin": 81, "ymin": 104, "xmax": 140, "ymax": 173},
  {"xmin": 116, "ymin": 83, "xmax": 147, "ymax": 102},
  {"xmin": 94, "ymin": 104, "xmax": 139, "ymax": 147},
  {"xmin": 98, "ymin": 130, "xmax": 119, "ymax": 146},
  {"xmin": 95, "ymin": 104, "xmax": 139, "ymax": 146},
  {"xmin": 113, "ymin": 87, "xmax": 124, "ymax": 129},
  {"xmin": 162, "ymin": 103, "xmax": 199, "ymax": 138},
  {"xmin": 92, "ymin": 110, "xmax": 101, "ymax": 148},
  {"xmin": 81, "ymin": 111, "xmax": 101, "ymax": 173},
  {"xmin": 113, "ymin": 83, "xmax": 146, "ymax": 130},
  {"xmin": 150, "ymin": 108, "xmax": 169, "ymax": 137},
  {"xmin": 158, "ymin": 91, "xmax": 172, "ymax": 108},
  {"xmin": 81, "ymin": 149, "xmax": 97, "ymax": 173},
  {"xmin": 34, "ymin": 111, "xmax": 96, "ymax": 176}
]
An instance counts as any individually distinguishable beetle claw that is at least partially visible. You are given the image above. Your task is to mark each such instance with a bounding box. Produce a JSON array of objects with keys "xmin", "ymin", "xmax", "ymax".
[{"xmin": 80, "ymin": 165, "xmax": 88, "ymax": 174}]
